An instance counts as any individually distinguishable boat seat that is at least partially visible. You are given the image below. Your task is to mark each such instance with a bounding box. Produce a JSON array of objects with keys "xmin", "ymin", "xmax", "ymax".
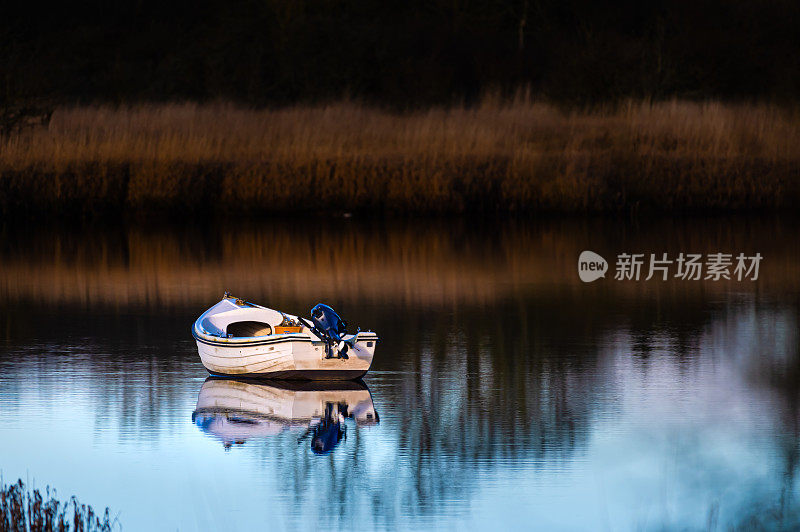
[{"xmin": 227, "ymin": 321, "xmax": 273, "ymax": 337}]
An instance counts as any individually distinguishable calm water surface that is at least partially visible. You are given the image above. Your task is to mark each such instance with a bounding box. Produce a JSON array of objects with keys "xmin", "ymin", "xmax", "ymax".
[{"xmin": 1, "ymin": 217, "xmax": 799, "ymax": 530}]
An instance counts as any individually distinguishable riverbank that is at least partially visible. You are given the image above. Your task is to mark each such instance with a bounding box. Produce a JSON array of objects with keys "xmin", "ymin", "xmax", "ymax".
[{"xmin": 1, "ymin": 99, "xmax": 799, "ymax": 217}]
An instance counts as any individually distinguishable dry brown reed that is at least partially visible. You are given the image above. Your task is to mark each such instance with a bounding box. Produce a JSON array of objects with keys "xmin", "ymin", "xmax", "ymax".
[
  {"xmin": 0, "ymin": 478, "xmax": 115, "ymax": 531},
  {"xmin": 2, "ymin": 96, "xmax": 799, "ymax": 215}
]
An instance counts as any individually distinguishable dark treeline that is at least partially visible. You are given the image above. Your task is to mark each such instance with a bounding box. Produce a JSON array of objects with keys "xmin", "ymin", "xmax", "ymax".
[{"xmin": 2, "ymin": 0, "xmax": 800, "ymax": 107}]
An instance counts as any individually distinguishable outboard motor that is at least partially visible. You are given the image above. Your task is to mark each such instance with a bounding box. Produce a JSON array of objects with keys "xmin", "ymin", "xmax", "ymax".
[{"xmin": 310, "ymin": 304, "xmax": 349, "ymax": 357}]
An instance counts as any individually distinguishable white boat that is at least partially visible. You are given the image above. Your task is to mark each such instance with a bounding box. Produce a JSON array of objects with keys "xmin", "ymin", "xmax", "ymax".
[
  {"xmin": 192, "ymin": 293, "xmax": 378, "ymax": 379},
  {"xmin": 192, "ymin": 377, "xmax": 379, "ymax": 452}
]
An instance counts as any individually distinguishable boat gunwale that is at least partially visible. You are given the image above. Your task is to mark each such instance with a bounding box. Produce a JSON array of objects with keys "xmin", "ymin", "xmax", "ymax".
[
  {"xmin": 192, "ymin": 406, "xmax": 320, "ymax": 425},
  {"xmin": 193, "ymin": 302, "xmax": 379, "ymax": 347},
  {"xmin": 192, "ymin": 324, "xmax": 379, "ymax": 347}
]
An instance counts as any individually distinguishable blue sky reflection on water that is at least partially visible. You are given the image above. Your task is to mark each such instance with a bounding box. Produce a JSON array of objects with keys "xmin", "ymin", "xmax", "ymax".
[{"xmin": 1, "ymin": 219, "xmax": 799, "ymax": 530}]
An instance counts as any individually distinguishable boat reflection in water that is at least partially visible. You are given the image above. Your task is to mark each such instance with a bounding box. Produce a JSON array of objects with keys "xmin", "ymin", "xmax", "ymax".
[{"xmin": 191, "ymin": 377, "xmax": 379, "ymax": 453}]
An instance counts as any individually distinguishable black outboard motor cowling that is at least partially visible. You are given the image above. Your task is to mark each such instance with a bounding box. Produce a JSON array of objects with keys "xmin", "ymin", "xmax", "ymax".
[{"xmin": 310, "ymin": 303, "xmax": 347, "ymax": 343}]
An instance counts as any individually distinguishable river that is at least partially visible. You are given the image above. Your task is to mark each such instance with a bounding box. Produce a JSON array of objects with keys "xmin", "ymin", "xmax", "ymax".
[{"xmin": 0, "ymin": 216, "xmax": 798, "ymax": 530}]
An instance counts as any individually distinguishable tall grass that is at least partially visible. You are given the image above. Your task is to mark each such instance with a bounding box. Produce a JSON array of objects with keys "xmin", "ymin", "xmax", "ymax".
[
  {"xmin": 1, "ymin": 97, "xmax": 799, "ymax": 216},
  {"xmin": 0, "ymin": 479, "xmax": 116, "ymax": 531}
]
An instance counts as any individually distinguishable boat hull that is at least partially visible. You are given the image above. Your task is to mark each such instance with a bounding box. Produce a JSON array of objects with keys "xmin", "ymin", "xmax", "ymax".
[
  {"xmin": 213, "ymin": 369, "xmax": 369, "ymax": 380},
  {"xmin": 194, "ymin": 333, "xmax": 378, "ymax": 380}
]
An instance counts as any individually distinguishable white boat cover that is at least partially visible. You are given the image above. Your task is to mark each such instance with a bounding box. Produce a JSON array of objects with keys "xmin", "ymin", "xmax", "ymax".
[{"xmin": 199, "ymin": 298, "xmax": 284, "ymax": 337}]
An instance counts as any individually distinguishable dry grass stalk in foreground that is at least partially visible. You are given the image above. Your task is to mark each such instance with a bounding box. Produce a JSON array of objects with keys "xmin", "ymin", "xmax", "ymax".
[
  {"xmin": 2, "ymin": 98, "xmax": 799, "ymax": 215},
  {"xmin": 0, "ymin": 478, "xmax": 116, "ymax": 531}
]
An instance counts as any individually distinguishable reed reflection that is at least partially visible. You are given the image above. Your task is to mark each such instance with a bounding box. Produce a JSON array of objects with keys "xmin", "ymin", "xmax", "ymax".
[
  {"xmin": 192, "ymin": 378, "xmax": 379, "ymax": 453},
  {"xmin": 2, "ymin": 216, "xmax": 799, "ymax": 308}
]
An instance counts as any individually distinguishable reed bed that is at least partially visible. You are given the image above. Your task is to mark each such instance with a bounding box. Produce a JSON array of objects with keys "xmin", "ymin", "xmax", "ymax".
[
  {"xmin": 1, "ymin": 97, "xmax": 799, "ymax": 216},
  {"xmin": 0, "ymin": 479, "xmax": 115, "ymax": 531}
]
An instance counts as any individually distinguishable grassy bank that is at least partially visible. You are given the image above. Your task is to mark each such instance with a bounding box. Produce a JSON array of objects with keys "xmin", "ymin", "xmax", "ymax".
[{"xmin": 2, "ymin": 98, "xmax": 799, "ymax": 217}]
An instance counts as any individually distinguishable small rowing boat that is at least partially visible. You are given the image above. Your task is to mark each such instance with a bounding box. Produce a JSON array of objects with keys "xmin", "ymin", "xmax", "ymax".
[{"xmin": 192, "ymin": 293, "xmax": 378, "ymax": 379}]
